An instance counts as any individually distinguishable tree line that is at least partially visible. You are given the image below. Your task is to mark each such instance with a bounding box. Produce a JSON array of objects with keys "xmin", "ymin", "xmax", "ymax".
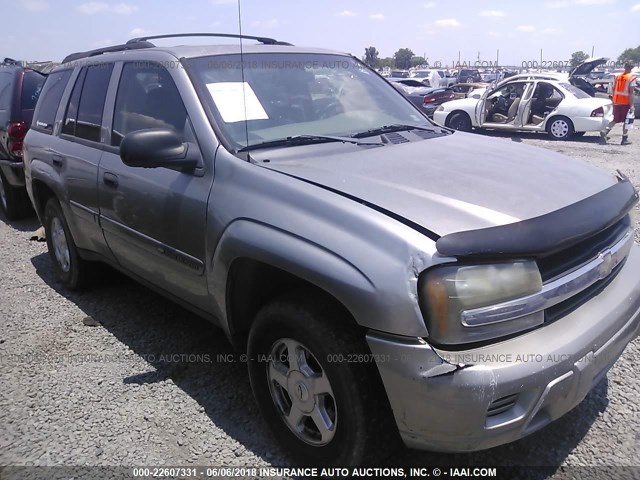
[{"xmin": 364, "ymin": 45, "xmax": 640, "ymax": 70}]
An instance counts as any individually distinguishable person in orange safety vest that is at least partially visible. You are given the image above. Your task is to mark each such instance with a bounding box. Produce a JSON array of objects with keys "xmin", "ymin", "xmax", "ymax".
[{"xmin": 601, "ymin": 63, "xmax": 636, "ymax": 145}]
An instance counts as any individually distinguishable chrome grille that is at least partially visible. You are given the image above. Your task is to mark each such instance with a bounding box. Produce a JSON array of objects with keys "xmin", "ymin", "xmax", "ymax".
[{"xmin": 536, "ymin": 215, "xmax": 631, "ymax": 283}]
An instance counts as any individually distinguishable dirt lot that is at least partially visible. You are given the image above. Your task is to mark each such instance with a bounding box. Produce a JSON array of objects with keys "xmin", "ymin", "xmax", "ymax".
[{"xmin": 0, "ymin": 127, "xmax": 639, "ymax": 477}]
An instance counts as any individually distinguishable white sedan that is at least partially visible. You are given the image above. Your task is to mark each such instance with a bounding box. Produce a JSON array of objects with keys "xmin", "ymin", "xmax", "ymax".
[{"xmin": 432, "ymin": 75, "xmax": 612, "ymax": 140}]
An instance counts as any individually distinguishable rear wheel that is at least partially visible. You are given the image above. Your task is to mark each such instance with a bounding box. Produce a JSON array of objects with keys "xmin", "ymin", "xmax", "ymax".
[
  {"xmin": 546, "ymin": 116, "xmax": 574, "ymax": 140},
  {"xmin": 447, "ymin": 111, "xmax": 472, "ymax": 132},
  {"xmin": 44, "ymin": 198, "xmax": 93, "ymax": 289},
  {"xmin": 247, "ymin": 290, "xmax": 398, "ymax": 466},
  {"xmin": 0, "ymin": 171, "xmax": 32, "ymax": 221}
]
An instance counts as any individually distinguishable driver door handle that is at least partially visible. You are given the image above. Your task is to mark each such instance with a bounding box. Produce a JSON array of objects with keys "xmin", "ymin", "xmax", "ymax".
[{"xmin": 103, "ymin": 172, "xmax": 119, "ymax": 188}]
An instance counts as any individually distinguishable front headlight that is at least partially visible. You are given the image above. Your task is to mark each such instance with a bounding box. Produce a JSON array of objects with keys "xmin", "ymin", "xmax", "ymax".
[
  {"xmin": 436, "ymin": 105, "xmax": 445, "ymax": 111},
  {"xmin": 419, "ymin": 261, "xmax": 543, "ymax": 346}
]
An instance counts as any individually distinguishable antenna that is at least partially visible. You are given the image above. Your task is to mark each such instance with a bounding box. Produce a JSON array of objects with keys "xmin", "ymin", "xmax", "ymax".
[{"xmin": 237, "ymin": 0, "xmax": 250, "ymax": 153}]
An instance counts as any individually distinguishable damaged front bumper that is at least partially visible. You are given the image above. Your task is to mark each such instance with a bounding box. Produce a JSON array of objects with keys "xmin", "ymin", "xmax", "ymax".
[{"xmin": 367, "ymin": 244, "xmax": 640, "ymax": 452}]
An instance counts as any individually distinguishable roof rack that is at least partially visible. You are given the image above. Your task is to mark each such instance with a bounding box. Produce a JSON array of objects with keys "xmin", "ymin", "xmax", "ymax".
[
  {"xmin": 61, "ymin": 33, "xmax": 292, "ymax": 65},
  {"xmin": 126, "ymin": 32, "xmax": 292, "ymax": 46},
  {"xmin": 62, "ymin": 41, "xmax": 155, "ymax": 64}
]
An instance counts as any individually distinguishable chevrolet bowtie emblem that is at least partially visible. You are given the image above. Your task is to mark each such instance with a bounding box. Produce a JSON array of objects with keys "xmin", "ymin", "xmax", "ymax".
[{"xmin": 597, "ymin": 249, "xmax": 615, "ymax": 280}]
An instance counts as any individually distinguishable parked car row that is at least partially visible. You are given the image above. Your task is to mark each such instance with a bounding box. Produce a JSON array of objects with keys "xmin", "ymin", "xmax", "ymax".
[
  {"xmin": 388, "ymin": 57, "xmax": 640, "ymax": 130},
  {"xmin": 5, "ymin": 33, "xmax": 640, "ymax": 467},
  {"xmin": 387, "ymin": 78, "xmax": 456, "ymax": 116},
  {"xmin": 433, "ymin": 73, "xmax": 613, "ymax": 139}
]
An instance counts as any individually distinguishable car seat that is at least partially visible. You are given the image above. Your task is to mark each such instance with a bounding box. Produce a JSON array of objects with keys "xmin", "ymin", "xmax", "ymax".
[{"xmin": 492, "ymin": 96, "xmax": 520, "ymax": 123}]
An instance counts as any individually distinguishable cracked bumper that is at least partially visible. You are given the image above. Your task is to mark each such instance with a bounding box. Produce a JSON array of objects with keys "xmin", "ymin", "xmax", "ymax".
[{"xmin": 367, "ymin": 244, "xmax": 640, "ymax": 452}]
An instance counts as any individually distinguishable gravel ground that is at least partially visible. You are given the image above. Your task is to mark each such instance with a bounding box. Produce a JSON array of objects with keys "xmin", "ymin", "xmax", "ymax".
[{"xmin": 0, "ymin": 127, "xmax": 639, "ymax": 478}]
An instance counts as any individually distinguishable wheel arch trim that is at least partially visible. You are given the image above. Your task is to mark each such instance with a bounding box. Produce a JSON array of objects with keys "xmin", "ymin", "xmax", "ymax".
[{"xmin": 209, "ymin": 219, "xmax": 377, "ymax": 338}]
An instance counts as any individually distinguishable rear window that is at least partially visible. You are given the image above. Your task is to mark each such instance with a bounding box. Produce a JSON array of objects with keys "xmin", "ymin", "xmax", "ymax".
[
  {"xmin": 20, "ymin": 70, "xmax": 46, "ymax": 111},
  {"xmin": 32, "ymin": 70, "xmax": 72, "ymax": 132},
  {"xmin": 560, "ymin": 83, "xmax": 591, "ymax": 99},
  {"xmin": 0, "ymin": 71, "xmax": 13, "ymax": 110}
]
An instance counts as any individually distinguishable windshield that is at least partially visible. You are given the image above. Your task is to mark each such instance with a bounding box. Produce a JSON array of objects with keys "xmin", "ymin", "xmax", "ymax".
[
  {"xmin": 187, "ymin": 53, "xmax": 431, "ymax": 150},
  {"xmin": 560, "ymin": 83, "xmax": 591, "ymax": 99}
]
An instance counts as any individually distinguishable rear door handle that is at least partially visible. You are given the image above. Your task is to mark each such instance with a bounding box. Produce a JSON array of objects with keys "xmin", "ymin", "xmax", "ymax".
[
  {"xmin": 103, "ymin": 172, "xmax": 119, "ymax": 188},
  {"xmin": 52, "ymin": 154, "xmax": 64, "ymax": 167}
]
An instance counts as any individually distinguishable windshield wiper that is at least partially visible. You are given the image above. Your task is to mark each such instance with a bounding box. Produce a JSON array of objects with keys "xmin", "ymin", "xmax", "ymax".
[
  {"xmin": 350, "ymin": 124, "xmax": 446, "ymax": 139},
  {"xmin": 237, "ymin": 134, "xmax": 383, "ymax": 152}
]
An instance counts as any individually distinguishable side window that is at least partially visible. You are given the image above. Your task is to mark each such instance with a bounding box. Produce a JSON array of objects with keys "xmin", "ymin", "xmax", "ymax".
[
  {"xmin": 0, "ymin": 72, "xmax": 13, "ymax": 111},
  {"xmin": 111, "ymin": 62, "xmax": 188, "ymax": 147},
  {"xmin": 548, "ymin": 85, "xmax": 563, "ymax": 104},
  {"xmin": 32, "ymin": 70, "xmax": 72, "ymax": 132},
  {"xmin": 76, "ymin": 64, "xmax": 113, "ymax": 142},
  {"xmin": 62, "ymin": 69, "xmax": 87, "ymax": 136},
  {"xmin": 20, "ymin": 70, "xmax": 46, "ymax": 112}
]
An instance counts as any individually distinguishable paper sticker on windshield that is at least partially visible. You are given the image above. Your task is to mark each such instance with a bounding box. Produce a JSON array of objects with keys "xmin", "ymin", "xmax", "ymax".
[{"xmin": 206, "ymin": 82, "xmax": 269, "ymax": 123}]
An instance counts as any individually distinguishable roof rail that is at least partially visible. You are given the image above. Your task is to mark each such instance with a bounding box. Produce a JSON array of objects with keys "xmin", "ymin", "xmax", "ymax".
[
  {"xmin": 61, "ymin": 41, "xmax": 155, "ymax": 65},
  {"xmin": 61, "ymin": 33, "xmax": 293, "ymax": 65},
  {"xmin": 126, "ymin": 32, "xmax": 293, "ymax": 46}
]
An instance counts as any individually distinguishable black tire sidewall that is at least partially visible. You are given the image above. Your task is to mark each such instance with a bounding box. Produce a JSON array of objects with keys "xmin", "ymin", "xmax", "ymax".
[
  {"xmin": 248, "ymin": 300, "xmax": 375, "ymax": 466},
  {"xmin": 0, "ymin": 170, "xmax": 27, "ymax": 221},
  {"xmin": 44, "ymin": 199, "xmax": 82, "ymax": 288},
  {"xmin": 449, "ymin": 112, "xmax": 471, "ymax": 131}
]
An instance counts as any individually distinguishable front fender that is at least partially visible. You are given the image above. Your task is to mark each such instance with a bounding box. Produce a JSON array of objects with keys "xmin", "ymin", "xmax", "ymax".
[
  {"xmin": 28, "ymin": 157, "xmax": 66, "ymax": 222},
  {"xmin": 209, "ymin": 219, "xmax": 377, "ymax": 337}
]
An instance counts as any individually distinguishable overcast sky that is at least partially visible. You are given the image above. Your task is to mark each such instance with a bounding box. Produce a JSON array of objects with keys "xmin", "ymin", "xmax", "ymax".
[{"xmin": 2, "ymin": 0, "xmax": 639, "ymax": 67}]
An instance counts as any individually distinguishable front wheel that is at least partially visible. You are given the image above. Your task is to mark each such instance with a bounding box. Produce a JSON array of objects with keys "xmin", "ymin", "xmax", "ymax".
[
  {"xmin": 247, "ymin": 291, "xmax": 397, "ymax": 466},
  {"xmin": 447, "ymin": 111, "xmax": 472, "ymax": 132},
  {"xmin": 546, "ymin": 116, "xmax": 574, "ymax": 140}
]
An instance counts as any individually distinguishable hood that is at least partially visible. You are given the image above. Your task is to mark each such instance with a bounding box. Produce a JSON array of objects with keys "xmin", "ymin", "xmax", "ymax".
[
  {"xmin": 570, "ymin": 56, "xmax": 608, "ymax": 77},
  {"xmin": 254, "ymin": 132, "xmax": 615, "ymax": 237}
]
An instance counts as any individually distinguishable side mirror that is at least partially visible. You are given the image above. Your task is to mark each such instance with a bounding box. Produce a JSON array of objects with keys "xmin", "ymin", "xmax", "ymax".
[{"xmin": 120, "ymin": 128, "xmax": 198, "ymax": 170}]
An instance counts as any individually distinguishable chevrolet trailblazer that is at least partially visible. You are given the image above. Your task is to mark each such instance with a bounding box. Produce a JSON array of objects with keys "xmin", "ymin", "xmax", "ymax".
[{"xmin": 23, "ymin": 33, "xmax": 640, "ymax": 465}]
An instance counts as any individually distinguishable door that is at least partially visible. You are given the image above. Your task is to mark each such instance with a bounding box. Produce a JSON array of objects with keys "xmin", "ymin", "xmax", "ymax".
[
  {"xmin": 513, "ymin": 82, "xmax": 536, "ymax": 127},
  {"xmin": 98, "ymin": 61, "xmax": 212, "ymax": 311},
  {"xmin": 480, "ymin": 82, "xmax": 527, "ymax": 128},
  {"xmin": 55, "ymin": 64, "xmax": 116, "ymax": 257},
  {"xmin": 475, "ymin": 87, "xmax": 492, "ymax": 126}
]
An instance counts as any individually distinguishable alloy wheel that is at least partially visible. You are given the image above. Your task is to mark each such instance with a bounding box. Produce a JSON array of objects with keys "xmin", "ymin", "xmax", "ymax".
[
  {"xmin": 50, "ymin": 216, "xmax": 71, "ymax": 273},
  {"xmin": 266, "ymin": 338, "xmax": 337, "ymax": 446}
]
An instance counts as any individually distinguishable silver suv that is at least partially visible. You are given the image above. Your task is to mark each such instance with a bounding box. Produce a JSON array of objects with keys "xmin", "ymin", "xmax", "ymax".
[{"xmin": 23, "ymin": 34, "xmax": 640, "ymax": 465}]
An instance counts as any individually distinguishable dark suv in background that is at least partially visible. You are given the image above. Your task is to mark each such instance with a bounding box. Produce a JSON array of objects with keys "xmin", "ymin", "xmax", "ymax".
[
  {"xmin": 0, "ymin": 58, "xmax": 47, "ymax": 219},
  {"xmin": 457, "ymin": 68, "xmax": 482, "ymax": 83}
]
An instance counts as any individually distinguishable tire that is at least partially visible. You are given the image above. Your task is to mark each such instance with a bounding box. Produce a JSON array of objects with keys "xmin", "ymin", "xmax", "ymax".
[
  {"xmin": 0, "ymin": 171, "xmax": 32, "ymax": 221},
  {"xmin": 546, "ymin": 116, "xmax": 574, "ymax": 140},
  {"xmin": 447, "ymin": 111, "xmax": 472, "ymax": 132},
  {"xmin": 43, "ymin": 198, "xmax": 93, "ymax": 290},
  {"xmin": 247, "ymin": 290, "xmax": 398, "ymax": 466}
]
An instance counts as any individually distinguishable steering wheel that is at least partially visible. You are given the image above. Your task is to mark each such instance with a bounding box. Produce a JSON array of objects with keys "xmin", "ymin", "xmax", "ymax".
[{"xmin": 316, "ymin": 100, "xmax": 344, "ymax": 119}]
